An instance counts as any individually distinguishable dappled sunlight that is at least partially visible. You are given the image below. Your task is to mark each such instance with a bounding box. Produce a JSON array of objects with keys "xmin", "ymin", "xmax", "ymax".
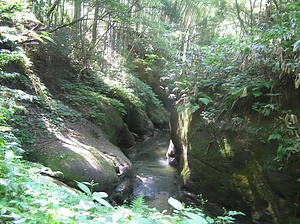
[
  {"xmin": 2, "ymin": 0, "xmax": 299, "ymax": 222},
  {"xmin": 177, "ymin": 107, "xmax": 192, "ymax": 185},
  {"xmin": 233, "ymin": 161, "xmax": 280, "ymax": 222},
  {"xmin": 40, "ymin": 115, "xmax": 111, "ymax": 170},
  {"xmin": 60, "ymin": 143, "xmax": 100, "ymax": 170},
  {"xmin": 251, "ymin": 161, "xmax": 280, "ymax": 222},
  {"xmin": 218, "ymin": 138, "xmax": 234, "ymax": 158},
  {"xmin": 158, "ymin": 157, "xmax": 168, "ymax": 166},
  {"xmin": 232, "ymin": 173, "xmax": 254, "ymax": 202}
]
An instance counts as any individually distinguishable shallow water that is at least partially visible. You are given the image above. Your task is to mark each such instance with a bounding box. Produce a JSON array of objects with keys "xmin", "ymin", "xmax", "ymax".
[
  {"xmin": 131, "ymin": 131, "xmax": 179, "ymax": 200},
  {"xmin": 129, "ymin": 132, "xmax": 256, "ymax": 223}
]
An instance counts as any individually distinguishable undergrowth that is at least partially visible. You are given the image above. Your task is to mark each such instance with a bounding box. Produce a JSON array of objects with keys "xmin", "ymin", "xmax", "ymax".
[
  {"xmin": 0, "ymin": 1, "xmax": 245, "ymax": 223},
  {"xmin": 0, "ymin": 96, "xmax": 244, "ymax": 223},
  {"xmin": 161, "ymin": 2, "xmax": 300, "ymax": 164}
]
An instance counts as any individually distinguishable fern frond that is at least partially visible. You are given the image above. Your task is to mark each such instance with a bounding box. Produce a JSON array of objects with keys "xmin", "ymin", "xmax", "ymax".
[{"xmin": 130, "ymin": 196, "xmax": 147, "ymax": 213}]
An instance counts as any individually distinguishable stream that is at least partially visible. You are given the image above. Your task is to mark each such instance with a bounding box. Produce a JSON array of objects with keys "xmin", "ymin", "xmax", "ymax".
[
  {"xmin": 130, "ymin": 131, "xmax": 179, "ymax": 209},
  {"xmin": 128, "ymin": 131, "xmax": 251, "ymax": 223}
]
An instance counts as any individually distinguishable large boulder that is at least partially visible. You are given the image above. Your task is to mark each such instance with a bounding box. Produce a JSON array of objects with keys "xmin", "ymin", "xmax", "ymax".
[
  {"xmin": 170, "ymin": 106, "xmax": 299, "ymax": 223},
  {"xmin": 91, "ymin": 105, "xmax": 136, "ymax": 149},
  {"xmin": 125, "ymin": 107, "xmax": 155, "ymax": 139},
  {"xmin": 146, "ymin": 100, "xmax": 169, "ymax": 129},
  {"xmin": 26, "ymin": 118, "xmax": 132, "ymax": 198}
]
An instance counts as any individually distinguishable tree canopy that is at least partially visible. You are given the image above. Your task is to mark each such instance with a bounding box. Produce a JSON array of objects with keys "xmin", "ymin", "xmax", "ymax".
[{"xmin": 0, "ymin": 0, "xmax": 300, "ymax": 222}]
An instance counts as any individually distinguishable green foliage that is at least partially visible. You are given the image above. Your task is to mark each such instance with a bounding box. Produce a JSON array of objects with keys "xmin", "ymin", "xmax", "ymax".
[
  {"xmin": 264, "ymin": 112, "xmax": 300, "ymax": 163},
  {"xmin": 126, "ymin": 74, "xmax": 164, "ymax": 108},
  {"xmin": 215, "ymin": 210, "xmax": 246, "ymax": 224},
  {"xmin": 60, "ymin": 77, "xmax": 127, "ymax": 117},
  {"xmin": 130, "ymin": 195, "xmax": 148, "ymax": 215},
  {"xmin": 268, "ymin": 133, "xmax": 282, "ymax": 143},
  {"xmin": 60, "ymin": 69, "xmax": 165, "ymax": 124},
  {"xmin": 76, "ymin": 180, "xmax": 112, "ymax": 208},
  {"xmin": 275, "ymin": 141, "xmax": 300, "ymax": 163},
  {"xmin": 252, "ymin": 103, "xmax": 280, "ymax": 117},
  {"xmin": 133, "ymin": 54, "xmax": 166, "ymax": 77},
  {"xmin": 4, "ymin": 0, "xmax": 300, "ymax": 222},
  {"xmin": 157, "ymin": 1, "xmax": 299, "ymax": 167},
  {"xmin": 0, "ymin": 91, "xmax": 245, "ymax": 223},
  {"xmin": 167, "ymin": 197, "xmax": 245, "ymax": 224}
]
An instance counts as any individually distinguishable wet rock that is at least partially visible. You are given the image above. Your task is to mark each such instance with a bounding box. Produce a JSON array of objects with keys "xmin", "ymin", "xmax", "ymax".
[
  {"xmin": 40, "ymin": 168, "xmax": 64, "ymax": 179},
  {"xmin": 166, "ymin": 139, "xmax": 178, "ymax": 167},
  {"xmin": 112, "ymin": 179, "xmax": 133, "ymax": 204},
  {"xmin": 145, "ymin": 100, "xmax": 169, "ymax": 129},
  {"xmin": 154, "ymin": 191, "xmax": 170, "ymax": 199}
]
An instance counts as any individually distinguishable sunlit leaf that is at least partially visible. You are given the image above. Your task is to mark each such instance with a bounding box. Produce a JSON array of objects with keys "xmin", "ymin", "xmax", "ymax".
[
  {"xmin": 5, "ymin": 150, "xmax": 15, "ymax": 161},
  {"xmin": 79, "ymin": 200, "xmax": 95, "ymax": 211},
  {"xmin": 0, "ymin": 126, "xmax": 11, "ymax": 132},
  {"xmin": 92, "ymin": 192, "xmax": 112, "ymax": 207},
  {"xmin": 206, "ymin": 216, "xmax": 215, "ymax": 223},
  {"xmin": 293, "ymin": 40, "xmax": 300, "ymax": 52},
  {"xmin": 40, "ymin": 32, "xmax": 55, "ymax": 43},
  {"xmin": 92, "ymin": 191, "xmax": 108, "ymax": 198},
  {"xmin": 183, "ymin": 211, "xmax": 208, "ymax": 224},
  {"xmin": 75, "ymin": 181, "xmax": 91, "ymax": 196},
  {"xmin": 0, "ymin": 138, "xmax": 5, "ymax": 147},
  {"xmin": 168, "ymin": 197, "xmax": 184, "ymax": 211},
  {"xmin": 129, "ymin": 218, "xmax": 161, "ymax": 224},
  {"xmin": 199, "ymin": 97, "xmax": 211, "ymax": 105},
  {"xmin": 228, "ymin": 210, "xmax": 245, "ymax": 216}
]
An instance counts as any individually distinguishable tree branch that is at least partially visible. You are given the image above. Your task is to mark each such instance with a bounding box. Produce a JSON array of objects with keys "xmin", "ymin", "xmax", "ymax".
[
  {"xmin": 47, "ymin": 0, "xmax": 61, "ymax": 18},
  {"xmin": 49, "ymin": 17, "xmax": 85, "ymax": 33},
  {"xmin": 272, "ymin": 0, "xmax": 279, "ymax": 11}
]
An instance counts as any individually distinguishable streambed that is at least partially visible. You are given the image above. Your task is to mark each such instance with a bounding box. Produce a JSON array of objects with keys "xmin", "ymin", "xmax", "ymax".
[{"xmin": 130, "ymin": 131, "xmax": 179, "ymax": 207}]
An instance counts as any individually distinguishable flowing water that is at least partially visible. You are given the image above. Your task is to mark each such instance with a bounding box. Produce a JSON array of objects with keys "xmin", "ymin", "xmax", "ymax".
[
  {"xmin": 130, "ymin": 131, "xmax": 179, "ymax": 204},
  {"xmin": 128, "ymin": 132, "xmax": 254, "ymax": 223}
]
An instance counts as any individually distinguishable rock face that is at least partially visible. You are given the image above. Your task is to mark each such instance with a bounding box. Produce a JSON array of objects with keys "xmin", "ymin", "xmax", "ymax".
[
  {"xmin": 94, "ymin": 105, "xmax": 136, "ymax": 149},
  {"xmin": 166, "ymin": 139, "xmax": 178, "ymax": 167},
  {"xmin": 125, "ymin": 107, "xmax": 155, "ymax": 139},
  {"xmin": 27, "ymin": 118, "xmax": 132, "ymax": 199},
  {"xmin": 169, "ymin": 106, "xmax": 300, "ymax": 223}
]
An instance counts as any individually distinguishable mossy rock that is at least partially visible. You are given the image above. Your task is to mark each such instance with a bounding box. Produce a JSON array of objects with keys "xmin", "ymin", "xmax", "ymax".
[
  {"xmin": 26, "ymin": 118, "xmax": 132, "ymax": 193},
  {"xmin": 170, "ymin": 107, "xmax": 300, "ymax": 223},
  {"xmin": 146, "ymin": 100, "xmax": 169, "ymax": 128},
  {"xmin": 97, "ymin": 105, "xmax": 135, "ymax": 148},
  {"xmin": 125, "ymin": 107, "xmax": 154, "ymax": 139}
]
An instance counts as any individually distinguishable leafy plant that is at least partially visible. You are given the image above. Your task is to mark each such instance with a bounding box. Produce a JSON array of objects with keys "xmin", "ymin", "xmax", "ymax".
[
  {"xmin": 130, "ymin": 195, "xmax": 148, "ymax": 215},
  {"xmin": 76, "ymin": 180, "xmax": 112, "ymax": 208},
  {"xmin": 266, "ymin": 113, "xmax": 300, "ymax": 163},
  {"xmin": 215, "ymin": 210, "xmax": 246, "ymax": 224},
  {"xmin": 168, "ymin": 197, "xmax": 245, "ymax": 224},
  {"xmin": 252, "ymin": 103, "xmax": 280, "ymax": 117}
]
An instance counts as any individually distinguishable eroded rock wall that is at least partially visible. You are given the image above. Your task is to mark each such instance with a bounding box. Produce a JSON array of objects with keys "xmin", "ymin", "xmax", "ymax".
[{"xmin": 170, "ymin": 105, "xmax": 299, "ymax": 223}]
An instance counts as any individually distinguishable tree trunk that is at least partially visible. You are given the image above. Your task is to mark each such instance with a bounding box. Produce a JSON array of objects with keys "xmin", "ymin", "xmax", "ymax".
[
  {"xmin": 235, "ymin": 0, "xmax": 248, "ymax": 35},
  {"xmin": 91, "ymin": 3, "xmax": 100, "ymax": 45}
]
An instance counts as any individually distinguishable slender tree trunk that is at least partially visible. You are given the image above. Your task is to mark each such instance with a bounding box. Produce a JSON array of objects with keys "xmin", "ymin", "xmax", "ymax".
[
  {"xmin": 74, "ymin": 0, "xmax": 82, "ymax": 37},
  {"xmin": 235, "ymin": 0, "xmax": 248, "ymax": 35},
  {"xmin": 92, "ymin": 3, "xmax": 100, "ymax": 45},
  {"xmin": 60, "ymin": 0, "xmax": 65, "ymax": 24}
]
